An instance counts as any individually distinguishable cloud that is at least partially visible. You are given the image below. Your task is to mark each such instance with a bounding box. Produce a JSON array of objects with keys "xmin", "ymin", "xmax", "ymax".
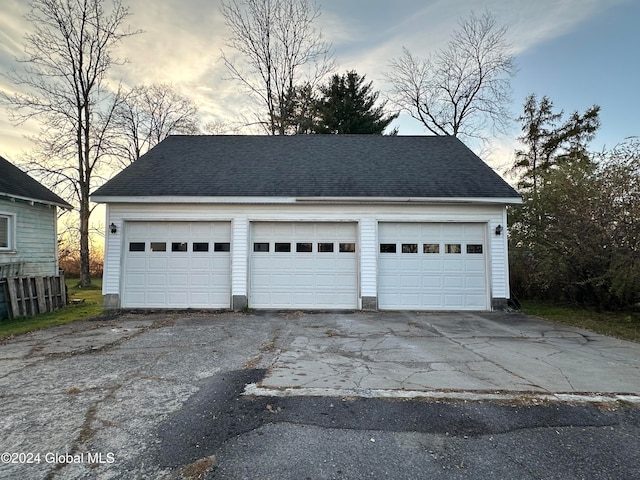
[{"xmin": 0, "ymin": 0, "xmax": 632, "ymax": 160}]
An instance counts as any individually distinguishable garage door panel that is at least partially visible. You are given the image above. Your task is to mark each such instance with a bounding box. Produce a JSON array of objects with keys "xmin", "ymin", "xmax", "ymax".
[
  {"xmin": 189, "ymin": 273, "xmax": 210, "ymax": 285},
  {"xmin": 294, "ymin": 257, "xmax": 315, "ymax": 269},
  {"xmin": 314, "ymin": 274, "xmax": 338, "ymax": 287},
  {"xmin": 168, "ymin": 291, "xmax": 188, "ymax": 304},
  {"xmin": 251, "ymin": 256, "xmax": 271, "ymax": 269},
  {"xmin": 466, "ymin": 294, "xmax": 487, "ymax": 306},
  {"xmin": 271, "ymin": 257, "xmax": 294, "ymax": 270},
  {"xmin": 125, "ymin": 292, "xmax": 146, "ymax": 305},
  {"xmin": 465, "ymin": 259, "xmax": 485, "ymax": 272},
  {"xmin": 146, "ymin": 292, "xmax": 167, "ymax": 304},
  {"xmin": 147, "ymin": 275, "xmax": 167, "ymax": 286},
  {"xmin": 378, "ymin": 222, "xmax": 488, "ymax": 310},
  {"xmin": 270, "ymin": 274, "xmax": 293, "ymax": 288},
  {"xmin": 422, "ymin": 276, "xmax": 442, "ymax": 288},
  {"xmin": 465, "ymin": 276, "xmax": 485, "ymax": 289},
  {"xmin": 443, "ymin": 276, "xmax": 464, "ymax": 288},
  {"xmin": 188, "ymin": 257, "xmax": 213, "ymax": 269},
  {"xmin": 443, "ymin": 258, "xmax": 463, "ymax": 271},
  {"xmin": 147, "ymin": 255, "xmax": 168, "ymax": 267},
  {"xmin": 336, "ymin": 274, "xmax": 357, "ymax": 288},
  {"xmin": 250, "ymin": 222, "xmax": 358, "ymax": 309},
  {"xmin": 378, "ymin": 276, "xmax": 398, "ymax": 289},
  {"xmin": 421, "ymin": 258, "xmax": 443, "ymax": 269},
  {"xmin": 127, "ymin": 257, "xmax": 147, "ymax": 269},
  {"xmin": 169, "ymin": 274, "xmax": 188, "ymax": 286},
  {"xmin": 444, "ymin": 294, "xmax": 464, "ymax": 307},
  {"xmin": 294, "ymin": 272, "xmax": 315, "ymax": 283},
  {"xmin": 190, "ymin": 292, "xmax": 211, "ymax": 304},
  {"xmin": 401, "ymin": 275, "xmax": 421, "ymax": 288}
]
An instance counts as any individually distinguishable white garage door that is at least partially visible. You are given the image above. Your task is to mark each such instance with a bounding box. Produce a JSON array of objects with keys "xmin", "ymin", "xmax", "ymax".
[
  {"xmin": 378, "ymin": 223, "xmax": 488, "ymax": 310},
  {"xmin": 250, "ymin": 222, "xmax": 358, "ymax": 309},
  {"xmin": 122, "ymin": 221, "xmax": 231, "ymax": 308}
]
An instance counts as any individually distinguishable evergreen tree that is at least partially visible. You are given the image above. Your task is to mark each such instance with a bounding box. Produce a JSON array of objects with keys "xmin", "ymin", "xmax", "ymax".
[{"xmin": 313, "ymin": 71, "xmax": 398, "ymax": 134}]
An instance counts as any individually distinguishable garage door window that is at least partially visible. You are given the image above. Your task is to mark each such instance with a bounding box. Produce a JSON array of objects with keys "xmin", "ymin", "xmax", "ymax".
[
  {"xmin": 129, "ymin": 242, "xmax": 145, "ymax": 252},
  {"xmin": 380, "ymin": 243, "xmax": 396, "ymax": 253},
  {"xmin": 150, "ymin": 242, "xmax": 166, "ymax": 252},
  {"xmin": 467, "ymin": 244, "xmax": 483, "ymax": 254},
  {"xmin": 445, "ymin": 244, "xmax": 461, "ymax": 254},
  {"xmin": 423, "ymin": 243, "xmax": 439, "ymax": 254},
  {"xmin": 339, "ymin": 242, "xmax": 355, "ymax": 253},
  {"xmin": 254, "ymin": 242, "xmax": 269, "ymax": 252},
  {"xmin": 318, "ymin": 242, "xmax": 334, "ymax": 252},
  {"xmin": 296, "ymin": 242, "xmax": 312, "ymax": 252},
  {"xmin": 193, "ymin": 242, "xmax": 209, "ymax": 252},
  {"xmin": 172, "ymin": 242, "xmax": 188, "ymax": 252},
  {"xmin": 402, "ymin": 243, "xmax": 418, "ymax": 253},
  {"xmin": 275, "ymin": 242, "xmax": 291, "ymax": 252},
  {"xmin": 214, "ymin": 242, "xmax": 231, "ymax": 252}
]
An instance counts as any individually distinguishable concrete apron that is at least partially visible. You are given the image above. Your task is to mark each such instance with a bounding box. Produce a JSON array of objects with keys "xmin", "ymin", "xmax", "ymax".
[{"xmin": 247, "ymin": 311, "xmax": 640, "ymax": 405}]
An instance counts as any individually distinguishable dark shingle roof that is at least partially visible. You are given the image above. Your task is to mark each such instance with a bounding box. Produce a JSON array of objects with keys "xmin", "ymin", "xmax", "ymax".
[
  {"xmin": 92, "ymin": 135, "xmax": 520, "ymax": 200},
  {"xmin": 0, "ymin": 155, "xmax": 72, "ymax": 208}
]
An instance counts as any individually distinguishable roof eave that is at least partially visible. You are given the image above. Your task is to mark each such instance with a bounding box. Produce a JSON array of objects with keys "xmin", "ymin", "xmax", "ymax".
[
  {"xmin": 90, "ymin": 195, "xmax": 522, "ymax": 205},
  {"xmin": 0, "ymin": 192, "xmax": 73, "ymax": 210}
]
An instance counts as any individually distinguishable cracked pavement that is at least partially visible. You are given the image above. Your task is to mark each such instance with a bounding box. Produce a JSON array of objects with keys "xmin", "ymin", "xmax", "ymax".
[
  {"xmin": 258, "ymin": 311, "xmax": 640, "ymax": 399},
  {"xmin": 1, "ymin": 310, "xmax": 639, "ymax": 479}
]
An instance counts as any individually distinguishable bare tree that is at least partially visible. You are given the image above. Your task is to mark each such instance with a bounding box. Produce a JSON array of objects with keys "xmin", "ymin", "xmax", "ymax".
[
  {"xmin": 113, "ymin": 83, "xmax": 200, "ymax": 165},
  {"xmin": 203, "ymin": 119, "xmax": 242, "ymax": 135},
  {"xmin": 386, "ymin": 10, "xmax": 516, "ymax": 142},
  {"xmin": 220, "ymin": 0, "xmax": 335, "ymax": 134},
  {"xmin": 1, "ymin": 0, "xmax": 138, "ymax": 287}
]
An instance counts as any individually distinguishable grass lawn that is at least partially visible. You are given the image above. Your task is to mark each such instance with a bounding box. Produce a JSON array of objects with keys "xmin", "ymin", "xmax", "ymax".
[
  {"xmin": 0, "ymin": 277, "xmax": 104, "ymax": 339},
  {"xmin": 521, "ymin": 301, "xmax": 640, "ymax": 343}
]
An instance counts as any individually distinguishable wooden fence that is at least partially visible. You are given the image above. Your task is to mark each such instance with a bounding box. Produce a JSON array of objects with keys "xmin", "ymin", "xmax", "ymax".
[{"xmin": 1, "ymin": 275, "xmax": 67, "ymax": 319}]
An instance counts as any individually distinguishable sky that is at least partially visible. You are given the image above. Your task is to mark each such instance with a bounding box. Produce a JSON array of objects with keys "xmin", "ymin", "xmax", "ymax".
[{"xmin": 0, "ymin": 0, "xmax": 638, "ymax": 173}]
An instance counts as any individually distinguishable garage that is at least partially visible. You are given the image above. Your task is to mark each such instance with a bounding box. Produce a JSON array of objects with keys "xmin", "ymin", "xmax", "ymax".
[
  {"xmin": 378, "ymin": 223, "xmax": 488, "ymax": 310},
  {"xmin": 94, "ymin": 135, "xmax": 521, "ymax": 311},
  {"xmin": 250, "ymin": 222, "xmax": 358, "ymax": 309},
  {"xmin": 122, "ymin": 221, "xmax": 231, "ymax": 308}
]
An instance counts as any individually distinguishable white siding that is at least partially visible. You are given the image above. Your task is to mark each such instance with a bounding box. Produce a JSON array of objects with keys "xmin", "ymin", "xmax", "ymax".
[
  {"xmin": 359, "ymin": 218, "xmax": 377, "ymax": 299},
  {"xmin": 231, "ymin": 217, "xmax": 249, "ymax": 298},
  {"xmin": 0, "ymin": 198, "xmax": 58, "ymax": 276},
  {"xmin": 490, "ymin": 210, "xmax": 510, "ymax": 299},
  {"xmin": 103, "ymin": 202, "xmax": 511, "ymax": 309}
]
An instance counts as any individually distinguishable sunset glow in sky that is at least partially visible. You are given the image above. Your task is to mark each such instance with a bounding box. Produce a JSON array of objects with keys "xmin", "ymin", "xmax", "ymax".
[{"xmin": 1, "ymin": 0, "xmax": 638, "ymax": 170}]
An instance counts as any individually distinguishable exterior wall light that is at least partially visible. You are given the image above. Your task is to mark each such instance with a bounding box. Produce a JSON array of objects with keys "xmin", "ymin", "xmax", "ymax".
[
  {"xmin": 495, "ymin": 224, "xmax": 503, "ymax": 236},
  {"xmin": 110, "ymin": 223, "xmax": 118, "ymax": 234}
]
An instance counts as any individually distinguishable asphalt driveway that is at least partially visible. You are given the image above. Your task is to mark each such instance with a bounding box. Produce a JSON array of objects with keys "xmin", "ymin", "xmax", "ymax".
[{"xmin": 1, "ymin": 310, "xmax": 639, "ymax": 479}]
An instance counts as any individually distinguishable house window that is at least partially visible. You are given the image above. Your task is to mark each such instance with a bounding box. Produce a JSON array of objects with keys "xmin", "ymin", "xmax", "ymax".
[{"xmin": 0, "ymin": 214, "xmax": 12, "ymax": 249}]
